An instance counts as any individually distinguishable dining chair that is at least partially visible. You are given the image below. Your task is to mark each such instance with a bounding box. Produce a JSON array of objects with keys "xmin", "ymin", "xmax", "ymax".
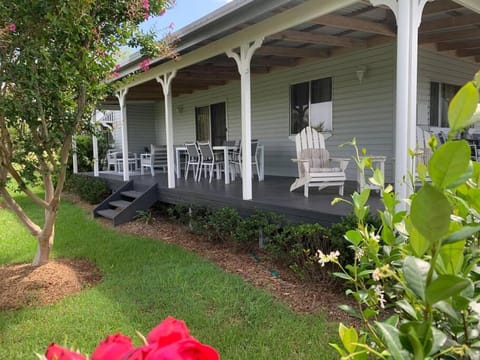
[
  {"xmin": 197, "ymin": 141, "xmax": 222, "ymax": 183},
  {"xmin": 184, "ymin": 142, "xmax": 201, "ymax": 181},
  {"xmin": 230, "ymin": 140, "xmax": 260, "ymax": 181}
]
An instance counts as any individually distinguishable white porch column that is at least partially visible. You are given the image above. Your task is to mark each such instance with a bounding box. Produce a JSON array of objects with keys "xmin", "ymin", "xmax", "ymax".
[
  {"xmin": 72, "ymin": 138, "xmax": 78, "ymax": 174},
  {"xmin": 157, "ymin": 71, "xmax": 177, "ymax": 189},
  {"xmin": 370, "ymin": 0, "xmax": 429, "ymax": 207},
  {"xmin": 227, "ymin": 38, "xmax": 263, "ymax": 200},
  {"xmin": 92, "ymin": 134, "xmax": 99, "ymax": 177},
  {"xmin": 116, "ymin": 88, "xmax": 129, "ymax": 181}
]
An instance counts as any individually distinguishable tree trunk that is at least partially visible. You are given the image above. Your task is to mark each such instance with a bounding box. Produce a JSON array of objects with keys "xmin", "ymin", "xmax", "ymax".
[{"xmin": 32, "ymin": 227, "xmax": 54, "ymax": 266}]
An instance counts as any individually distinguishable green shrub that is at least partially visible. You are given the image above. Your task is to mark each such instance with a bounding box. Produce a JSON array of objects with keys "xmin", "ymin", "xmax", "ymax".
[
  {"xmin": 64, "ymin": 174, "xmax": 110, "ymax": 204},
  {"xmin": 267, "ymin": 223, "xmax": 330, "ymax": 279},
  {"xmin": 234, "ymin": 210, "xmax": 286, "ymax": 247},
  {"xmin": 207, "ymin": 207, "xmax": 242, "ymax": 243}
]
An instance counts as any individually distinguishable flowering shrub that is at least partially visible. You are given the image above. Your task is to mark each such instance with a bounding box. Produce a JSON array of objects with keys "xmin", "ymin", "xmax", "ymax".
[
  {"xmin": 327, "ymin": 73, "xmax": 480, "ymax": 359},
  {"xmin": 41, "ymin": 317, "xmax": 220, "ymax": 360}
]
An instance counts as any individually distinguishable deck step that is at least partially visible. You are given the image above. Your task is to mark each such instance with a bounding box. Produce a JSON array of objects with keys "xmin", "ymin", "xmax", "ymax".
[
  {"xmin": 109, "ymin": 200, "xmax": 132, "ymax": 209},
  {"xmin": 121, "ymin": 190, "xmax": 144, "ymax": 199},
  {"xmin": 96, "ymin": 208, "xmax": 122, "ymax": 220}
]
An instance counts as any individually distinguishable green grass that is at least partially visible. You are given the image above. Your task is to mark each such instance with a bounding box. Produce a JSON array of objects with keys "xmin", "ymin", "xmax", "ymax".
[{"xmin": 0, "ymin": 194, "xmax": 339, "ymax": 359}]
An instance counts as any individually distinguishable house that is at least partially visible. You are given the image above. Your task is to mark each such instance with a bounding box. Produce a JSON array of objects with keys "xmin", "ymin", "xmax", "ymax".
[{"xmin": 87, "ymin": 0, "xmax": 480, "ymax": 224}]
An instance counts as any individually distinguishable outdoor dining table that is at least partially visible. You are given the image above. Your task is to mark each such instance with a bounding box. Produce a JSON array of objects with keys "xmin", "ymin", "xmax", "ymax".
[{"xmin": 175, "ymin": 144, "xmax": 264, "ymax": 184}]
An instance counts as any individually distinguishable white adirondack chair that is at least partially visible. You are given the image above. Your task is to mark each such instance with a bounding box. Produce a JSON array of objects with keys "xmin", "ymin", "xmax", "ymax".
[{"xmin": 290, "ymin": 127, "xmax": 349, "ymax": 197}]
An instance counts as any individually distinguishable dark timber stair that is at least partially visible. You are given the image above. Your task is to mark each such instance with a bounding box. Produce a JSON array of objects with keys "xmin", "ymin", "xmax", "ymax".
[{"xmin": 93, "ymin": 180, "xmax": 158, "ymax": 226}]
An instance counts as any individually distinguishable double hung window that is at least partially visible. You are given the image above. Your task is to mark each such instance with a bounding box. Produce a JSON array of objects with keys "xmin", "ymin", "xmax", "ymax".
[{"xmin": 290, "ymin": 77, "xmax": 332, "ymax": 134}]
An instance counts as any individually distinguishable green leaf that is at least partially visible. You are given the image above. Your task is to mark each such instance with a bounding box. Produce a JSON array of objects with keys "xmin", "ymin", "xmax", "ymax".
[
  {"xmin": 442, "ymin": 225, "xmax": 480, "ymax": 245},
  {"xmin": 448, "ymin": 81, "xmax": 479, "ymax": 132},
  {"xmin": 403, "ymin": 256, "xmax": 430, "ymax": 301},
  {"xmin": 428, "ymin": 141, "xmax": 472, "ymax": 189},
  {"xmin": 438, "ymin": 240, "xmax": 465, "ymax": 275},
  {"xmin": 375, "ymin": 322, "xmax": 410, "ymax": 360},
  {"xmin": 430, "ymin": 328, "xmax": 448, "ymax": 356},
  {"xmin": 433, "ymin": 301, "xmax": 461, "ymax": 321},
  {"xmin": 410, "ymin": 184, "xmax": 451, "ymax": 244},
  {"xmin": 339, "ymin": 323, "xmax": 358, "ymax": 353},
  {"xmin": 369, "ymin": 168, "xmax": 384, "ymax": 187},
  {"xmin": 338, "ymin": 304, "xmax": 361, "ymax": 319},
  {"xmin": 409, "ymin": 226, "xmax": 430, "ymax": 257},
  {"xmin": 396, "ymin": 300, "xmax": 418, "ymax": 320},
  {"xmin": 344, "ymin": 229, "xmax": 363, "ymax": 246},
  {"xmin": 332, "ymin": 272, "xmax": 354, "ymax": 281},
  {"xmin": 425, "ymin": 275, "xmax": 470, "ymax": 305}
]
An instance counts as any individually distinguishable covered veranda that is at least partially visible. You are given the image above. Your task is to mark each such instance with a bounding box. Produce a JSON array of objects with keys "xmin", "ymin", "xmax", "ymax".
[{"xmin": 83, "ymin": 0, "xmax": 480, "ymax": 214}]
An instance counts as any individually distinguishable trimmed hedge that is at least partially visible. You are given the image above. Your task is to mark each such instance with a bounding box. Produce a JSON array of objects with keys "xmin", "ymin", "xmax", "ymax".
[{"xmin": 64, "ymin": 174, "xmax": 111, "ymax": 204}]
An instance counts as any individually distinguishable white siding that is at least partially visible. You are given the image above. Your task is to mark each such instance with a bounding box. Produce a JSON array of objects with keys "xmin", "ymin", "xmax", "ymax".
[{"xmin": 126, "ymin": 102, "xmax": 156, "ymax": 154}]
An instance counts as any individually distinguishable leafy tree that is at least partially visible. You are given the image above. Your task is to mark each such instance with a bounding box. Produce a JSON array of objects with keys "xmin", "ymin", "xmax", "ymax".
[{"xmin": 0, "ymin": 0, "xmax": 172, "ymax": 265}]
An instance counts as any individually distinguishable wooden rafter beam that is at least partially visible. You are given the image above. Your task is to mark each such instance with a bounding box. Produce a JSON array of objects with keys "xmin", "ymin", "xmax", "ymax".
[
  {"xmin": 309, "ymin": 14, "xmax": 396, "ymax": 37},
  {"xmin": 437, "ymin": 39, "xmax": 480, "ymax": 51},
  {"xmin": 210, "ymin": 56, "xmax": 298, "ymax": 67},
  {"xmin": 419, "ymin": 28, "xmax": 480, "ymax": 44},
  {"xmin": 177, "ymin": 71, "xmax": 240, "ymax": 81},
  {"xmin": 420, "ymin": 14, "xmax": 480, "ymax": 33},
  {"xmin": 186, "ymin": 64, "xmax": 269, "ymax": 74},
  {"xmin": 269, "ymin": 29, "xmax": 365, "ymax": 47},
  {"xmin": 255, "ymin": 45, "xmax": 329, "ymax": 58},
  {"xmin": 423, "ymin": 0, "xmax": 463, "ymax": 16},
  {"xmin": 456, "ymin": 48, "xmax": 480, "ymax": 57}
]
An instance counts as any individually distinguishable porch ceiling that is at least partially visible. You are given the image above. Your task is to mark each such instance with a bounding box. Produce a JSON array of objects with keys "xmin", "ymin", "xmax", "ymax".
[{"xmin": 122, "ymin": 0, "xmax": 480, "ymax": 101}]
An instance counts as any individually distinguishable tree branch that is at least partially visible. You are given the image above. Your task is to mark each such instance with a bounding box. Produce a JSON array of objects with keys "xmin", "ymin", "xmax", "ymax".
[{"xmin": 0, "ymin": 188, "xmax": 42, "ymax": 236}]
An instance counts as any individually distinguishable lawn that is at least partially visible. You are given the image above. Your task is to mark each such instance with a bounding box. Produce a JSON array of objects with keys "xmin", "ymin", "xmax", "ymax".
[{"xmin": 0, "ymin": 194, "xmax": 339, "ymax": 359}]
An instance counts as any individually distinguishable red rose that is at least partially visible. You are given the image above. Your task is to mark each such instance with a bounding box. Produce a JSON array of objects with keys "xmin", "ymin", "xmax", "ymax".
[
  {"xmin": 146, "ymin": 317, "xmax": 191, "ymax": 346},
  {"xmin": 144, "ymin": 338, "xmax": 220, "ymax": 360},
  {"xmin": 91, "ymin": 333, "xmax": 134, "ymax": 360},
  {"xmin": 45, "ymin": 343, "xmax": 86, "ymax": 360},
  {"xmin": 127, "ymin": 343, "xmax": 158, "ymax": 360}
]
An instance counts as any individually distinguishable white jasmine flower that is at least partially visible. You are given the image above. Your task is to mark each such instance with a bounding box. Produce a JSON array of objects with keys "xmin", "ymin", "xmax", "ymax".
[
  {"xmin": 373, "ymin": 285, "xmax": 386, "ymax": 309},
  {"xmin": 317, "ymin": 250, "xmax": 340, "ymax": 267},
  {"xmin": 372, "ymin": 264, "xmax": 391, "ymax": 282},
  {"xmin": 372, "ymin": 268, "xmax": 381, "ymax": 281},
  {"xmin": 355, "ymin": 248, "xmax": 365, "ymax": 261}
]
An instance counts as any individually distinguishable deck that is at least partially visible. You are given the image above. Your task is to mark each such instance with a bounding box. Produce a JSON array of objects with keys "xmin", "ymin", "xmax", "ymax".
[{"xmin": 90, "ymin": 171, "xmax": 384, "ymax": 225}]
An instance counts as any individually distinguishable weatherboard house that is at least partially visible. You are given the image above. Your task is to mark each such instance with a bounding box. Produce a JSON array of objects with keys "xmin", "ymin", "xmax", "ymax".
[{"xmin": 87, "ymin": 0, "xmax": 480, "ymax": 225}]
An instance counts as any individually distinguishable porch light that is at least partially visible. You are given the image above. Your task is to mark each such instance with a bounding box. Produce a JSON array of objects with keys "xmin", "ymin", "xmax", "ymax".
[{"xmin": 356, "ymin": 66, "xmax": 367, "ymax": 83}]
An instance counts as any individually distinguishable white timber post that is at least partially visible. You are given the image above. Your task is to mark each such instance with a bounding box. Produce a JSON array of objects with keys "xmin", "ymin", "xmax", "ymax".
[
  {"xmin": 116, "ymin": 88, "xmax": 130, "ymax": 181},
  {"xmin": 92, "ymin": 134, "xmax": 99, "ymax": 177},
  {"xmin": 226, "ymin": 38, "xmax": 263, "ymax": 200},
  {"xmin": 370, "ymin": 0, "xmax": 430, "ymax": 208},
  {"xmin": 157, "ymin": 71, "xmax": 177, "ymax": 189},
  {"xmin": 72, "ymin": 138, "xmax": 78, "ymax": 174}
]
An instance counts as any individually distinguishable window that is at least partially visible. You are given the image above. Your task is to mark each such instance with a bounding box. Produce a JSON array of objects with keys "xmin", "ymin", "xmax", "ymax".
[
  {"xmin": 429, "ymin": 82, "xmax": 461, "ymax": 128},
  {"xmin": 290, "ymin": 77, "xmax": 332, "ymax": 134},
  {"xmin": 195, "ymin": 102, "xmax": 226, "ymax": 146}
]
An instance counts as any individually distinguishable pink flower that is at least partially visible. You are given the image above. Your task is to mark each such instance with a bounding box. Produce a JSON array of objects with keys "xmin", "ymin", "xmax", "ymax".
[
  {"xmin": 139, "ymin": 58, "xmax": 150, "ymax": 72},
  {"xmin": 128, "ymin": 344, "xmax": 158, "ymax": 360},
  {"xmin": 159, "ymin": 9, "xmax": 166, "ymax": 16},
  {"xmin": 169, "ymin": 22, "xmax": 175, "ymax": 30},
  {"xmin": 91, "ymin": 333, "xmax": 134, "ymax": 360},
  {"xmin": 144, "ymin": 338, "xmax": 220, "ymax": 360},
  {"xmin": 146, "ymin": 316, "xmax": 191, "ymax": 346},
  {"xmin": 8, "ymin": 23, "xmax": 16, "ymax": 32},
  {"xmin": 114, "ymin": 64, "xmax": 121, "ymax": 71},
  {"xmin": 45, "ymin": 343, "xmax": 86, "ymax": 360}
]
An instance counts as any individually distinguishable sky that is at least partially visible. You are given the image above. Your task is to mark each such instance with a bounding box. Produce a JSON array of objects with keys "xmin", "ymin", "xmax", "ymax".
[{"xmin": 140, "ymin": 0, "xmax": 234, "ymax": 37}]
